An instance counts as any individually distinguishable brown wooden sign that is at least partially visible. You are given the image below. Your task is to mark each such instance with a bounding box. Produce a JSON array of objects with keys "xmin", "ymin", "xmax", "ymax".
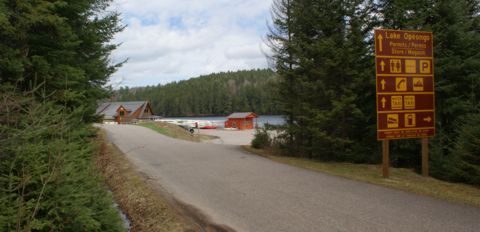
[{"xmin": 375, "ymin": 29, "xmax": 435, "ymax": 140}]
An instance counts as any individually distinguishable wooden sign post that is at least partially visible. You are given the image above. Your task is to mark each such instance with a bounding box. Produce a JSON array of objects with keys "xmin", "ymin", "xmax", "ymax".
[
  {"xmin": 422, "ymin": 138, "xmax": 429, "ymax": 177},
  {"xmin": 382, "ymin": 140, "xmax": 390, "ymax": 178},
  {"xmin": 374, "ymin": 29, "xmax": 435, "ymax": 178}
]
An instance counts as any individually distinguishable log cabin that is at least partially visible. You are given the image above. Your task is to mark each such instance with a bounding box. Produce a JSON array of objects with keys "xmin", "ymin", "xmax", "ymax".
[{"xmin": 96, "ymin": 101, "xmax": 155, "ymax": 124}]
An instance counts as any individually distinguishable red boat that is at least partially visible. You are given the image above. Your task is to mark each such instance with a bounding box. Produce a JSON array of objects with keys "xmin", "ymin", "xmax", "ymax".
[{"xmin": 200, "ymin": 125, "xmax": 217, "ymax": 129}]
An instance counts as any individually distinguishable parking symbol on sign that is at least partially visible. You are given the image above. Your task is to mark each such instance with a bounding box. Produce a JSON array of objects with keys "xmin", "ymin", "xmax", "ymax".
[{"xmin": 420, "ymin": 60, "xmax": 431, "ymax": 74}]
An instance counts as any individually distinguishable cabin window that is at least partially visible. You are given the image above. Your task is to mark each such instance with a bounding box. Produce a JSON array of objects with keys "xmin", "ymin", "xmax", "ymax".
[
  {"xmin": 144, "ymin": 108, "xmax": 149, "ymax": 113},
  {"xmin": 119, "ymin": 111, "xmax": 125, "ymax": 116}
]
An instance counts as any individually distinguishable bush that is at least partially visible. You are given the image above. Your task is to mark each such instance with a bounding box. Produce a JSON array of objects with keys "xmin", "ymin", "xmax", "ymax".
[
  {"xmin": 252, "ymin": 127, "xmax": 271, "ymax": 149},
  {"xmin": 0, "ymin": 90, "xmax": 124, "ymax": 231}
]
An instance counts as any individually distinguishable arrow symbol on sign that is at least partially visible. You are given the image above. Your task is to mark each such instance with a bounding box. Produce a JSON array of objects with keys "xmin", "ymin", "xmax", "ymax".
[
  {"xmin": 380, "ymin": 79, "xmax": 386, "ymax": 90},
  {"xmin": 381, "ymin": 97, "xmax": 386, "ymax": 108},
  {"xmin": 423, "ymin": 117, "xmax": 432, "ymax": 123},
  {"xmin": 377, "ymin": 34, "xmax": 383, "ymax": 52},
  {"xmin": 380, "ymin": 60, "xmax": 385, "ymax": 71}
]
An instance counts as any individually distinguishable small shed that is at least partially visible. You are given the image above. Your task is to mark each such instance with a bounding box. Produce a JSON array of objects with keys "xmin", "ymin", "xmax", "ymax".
[{"xmin": 224, "ymin": 112, "xmax": 258, "ymax": 130}]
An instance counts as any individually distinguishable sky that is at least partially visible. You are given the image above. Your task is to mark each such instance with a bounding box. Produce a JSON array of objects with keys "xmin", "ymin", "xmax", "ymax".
[{"xmin": 108, "ymin": 0, "xmax": 273, "ymax": 88}]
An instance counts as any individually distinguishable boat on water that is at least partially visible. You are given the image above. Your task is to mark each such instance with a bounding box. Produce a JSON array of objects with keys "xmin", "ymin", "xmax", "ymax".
[{"xmin": 155, "ymin": 119, "xmax": 218, "ymax": 129}]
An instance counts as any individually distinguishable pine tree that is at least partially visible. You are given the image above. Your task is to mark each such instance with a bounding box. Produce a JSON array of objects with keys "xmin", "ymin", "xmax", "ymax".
[
  {"xmin": 268, "ymin": 0, "xmax": 376, "ymax": 160},
  {"xmin": 267, "ymin": 0, "xmax": 301, "ymax": 153},
  {"xmin": 1, "ymin": 1, "xmax": 126, "ymax": 230},
  {"xmin": 429, "ymin": 0, "xmax": 480, "ymax": 182},
  {"xmin": 0, "ymin": 0, "xmax": 124, "ymax": 122}
]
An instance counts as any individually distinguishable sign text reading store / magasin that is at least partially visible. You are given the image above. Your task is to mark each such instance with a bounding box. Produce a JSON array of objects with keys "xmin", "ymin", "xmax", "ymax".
[{"xmin": 375, "ymin": 29, "xmax": 435, "ymax": 140}]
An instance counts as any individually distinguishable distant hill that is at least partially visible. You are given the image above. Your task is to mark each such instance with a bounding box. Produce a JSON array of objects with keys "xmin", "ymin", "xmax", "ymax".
[{"xmin": 114, "ymin": 69, "xmax": 280, "ymax": 116}]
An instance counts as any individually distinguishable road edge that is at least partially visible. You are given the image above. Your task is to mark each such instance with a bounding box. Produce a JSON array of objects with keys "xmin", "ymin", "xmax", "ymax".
[{"xmin": 96, "ymin": 129, "xmax": 236, "ymax": 232}]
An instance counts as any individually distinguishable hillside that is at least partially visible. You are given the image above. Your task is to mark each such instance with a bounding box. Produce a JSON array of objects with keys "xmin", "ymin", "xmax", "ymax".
[{"xmin": 115, "ymin": 69, "xmax": 280, "ymax": 116}]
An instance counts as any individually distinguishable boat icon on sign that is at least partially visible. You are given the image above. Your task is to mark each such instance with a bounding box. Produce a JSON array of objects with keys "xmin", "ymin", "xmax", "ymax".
[
  {"xmin": 413, "ymin": 77, "xmax": 424, "ymax": 91},
  {"xmin": 387, "ymin": 114, "xmax": 399, "ymax": 128}
]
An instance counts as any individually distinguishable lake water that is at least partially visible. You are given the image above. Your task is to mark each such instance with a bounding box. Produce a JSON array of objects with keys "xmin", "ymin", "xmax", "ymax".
[{"xmin": 164, "ymin": 115, "xmax": 285, "ymax": 128}]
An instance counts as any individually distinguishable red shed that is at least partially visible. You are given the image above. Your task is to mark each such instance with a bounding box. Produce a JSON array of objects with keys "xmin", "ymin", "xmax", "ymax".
[{"xmin": 224, "ymin": 112, "xmax": 258, "ymax": 130}]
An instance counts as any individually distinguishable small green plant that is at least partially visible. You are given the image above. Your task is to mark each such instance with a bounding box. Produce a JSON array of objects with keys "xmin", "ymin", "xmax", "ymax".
[{"xmin": 252, "ymin": 127, "xmax": 271, "ymax": 149}]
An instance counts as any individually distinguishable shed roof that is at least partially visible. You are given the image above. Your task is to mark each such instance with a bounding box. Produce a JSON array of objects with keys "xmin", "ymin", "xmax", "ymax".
[
  {"xmin": 227, "ymin": 112, "xmax": 258, "ymax": 119},
  {"xmin": 96, "ymin": 101, "xmax": 149, "ymax": 119}
]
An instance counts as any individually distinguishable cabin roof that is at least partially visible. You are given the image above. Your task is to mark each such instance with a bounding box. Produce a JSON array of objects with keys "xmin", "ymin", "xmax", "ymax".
[
  {"xmin": 227, "ymin": 112, "xmax": 258, "ymax": 119},
  {"xmin": 96, "ymin": 101, "xmax": 149, "ymax": 119}
]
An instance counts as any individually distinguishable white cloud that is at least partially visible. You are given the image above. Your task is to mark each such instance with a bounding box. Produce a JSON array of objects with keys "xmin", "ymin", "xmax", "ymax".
[{"xmin": 108, "ymin": 0, "xmax": 273, "ymax": 87}]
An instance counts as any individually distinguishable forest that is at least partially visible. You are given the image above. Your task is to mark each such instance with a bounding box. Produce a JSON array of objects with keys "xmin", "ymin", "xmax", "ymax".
[
  {"xmin": 115, "ymin": 69, "xmax": 280, "ymax": 116},
  {"xmin": 0, "ymin": 0, "xmax": 125, "ymax": 231},
  {"xmin": 266, "ymin": 0, "xmax": 479, "ymax": 185}
]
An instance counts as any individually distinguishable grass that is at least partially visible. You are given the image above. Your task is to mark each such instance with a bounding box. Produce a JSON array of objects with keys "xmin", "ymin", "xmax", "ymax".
[
  {"xmin": 139, "ymin": 121, "xmax": 218, "ymax": 142},
  {"xmin": 243, "ymin": 146, "xmax": 480, "ymax": 208},
  {"xmin": 95, "ymin": 130, "xmax": 195, "ymax": 232}
]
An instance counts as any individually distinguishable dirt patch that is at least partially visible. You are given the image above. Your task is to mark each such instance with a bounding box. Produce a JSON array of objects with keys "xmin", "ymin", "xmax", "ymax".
[{"xmin": 96, "ymin": 130, "xmax": 234, "ymax": 232}]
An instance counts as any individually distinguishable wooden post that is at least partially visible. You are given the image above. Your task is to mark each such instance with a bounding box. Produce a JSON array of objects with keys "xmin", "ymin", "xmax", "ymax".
[
  {"xmin": 382, "ymin": 140, "xmax": 390, "ymax": 178},
  {"xmin": 422, "ymin": 138, "xmax": 429, "ymax": 177}
]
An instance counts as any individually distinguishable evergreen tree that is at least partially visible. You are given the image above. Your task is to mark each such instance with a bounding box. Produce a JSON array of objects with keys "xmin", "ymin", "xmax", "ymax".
[
  {"xmin": 267, "ymin": 0, "xmax": 306, "ymax": 154},
  {"xmin": 268, "ymin": 0, "xmax": 376, "ymax": 160},
  {"xmin": 0, "ymin": 0, "xmax": 124, "ymax": 122},
  {"xmin": 428, "ymin": 0, "xmax": 480, "ymax": 183},
  {"xmin": 450, "ymin": 113, "xmax": 480, "ymax": 185},
  {"xmin": 1, "ymin": 0, "xmax": 126, "ymax": 230}
]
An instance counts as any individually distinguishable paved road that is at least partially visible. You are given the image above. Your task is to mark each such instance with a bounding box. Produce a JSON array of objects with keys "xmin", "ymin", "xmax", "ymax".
[
  {"xmin": 101, "ymin": 124, "xmax": 480, "ymax": 232},
  {"xmin": 199, "ymin": 129, "xmax": 255, "ymax": 145}
]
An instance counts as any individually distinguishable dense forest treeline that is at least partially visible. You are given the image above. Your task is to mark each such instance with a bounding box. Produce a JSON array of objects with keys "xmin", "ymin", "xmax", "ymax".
[
  {"xmin": 115, "ymin": 69, "xmax": 280, "ymax": 116},
  {"xmin": 267, "ymin": 0, "xmax": 479, "ymax": 184},
  {"xmin": 1, "ymin": 0, "xmax": 125, "ymax": 230}
]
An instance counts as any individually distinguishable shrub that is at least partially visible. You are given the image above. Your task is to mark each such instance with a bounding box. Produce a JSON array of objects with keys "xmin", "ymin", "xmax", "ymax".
[
  {"xmin": 0, "ymin": 90, "xmax": 124, "ymax": 231},
  {"xmin": 252, "ymin": 127, "xmax": 271, "ymax": 149}
]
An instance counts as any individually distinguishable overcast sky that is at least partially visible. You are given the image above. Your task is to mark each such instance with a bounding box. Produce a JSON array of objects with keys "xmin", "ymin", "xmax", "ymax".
[{"xmin": 108, "ymin": 0, "xmax": 273, "ymax": 88}]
